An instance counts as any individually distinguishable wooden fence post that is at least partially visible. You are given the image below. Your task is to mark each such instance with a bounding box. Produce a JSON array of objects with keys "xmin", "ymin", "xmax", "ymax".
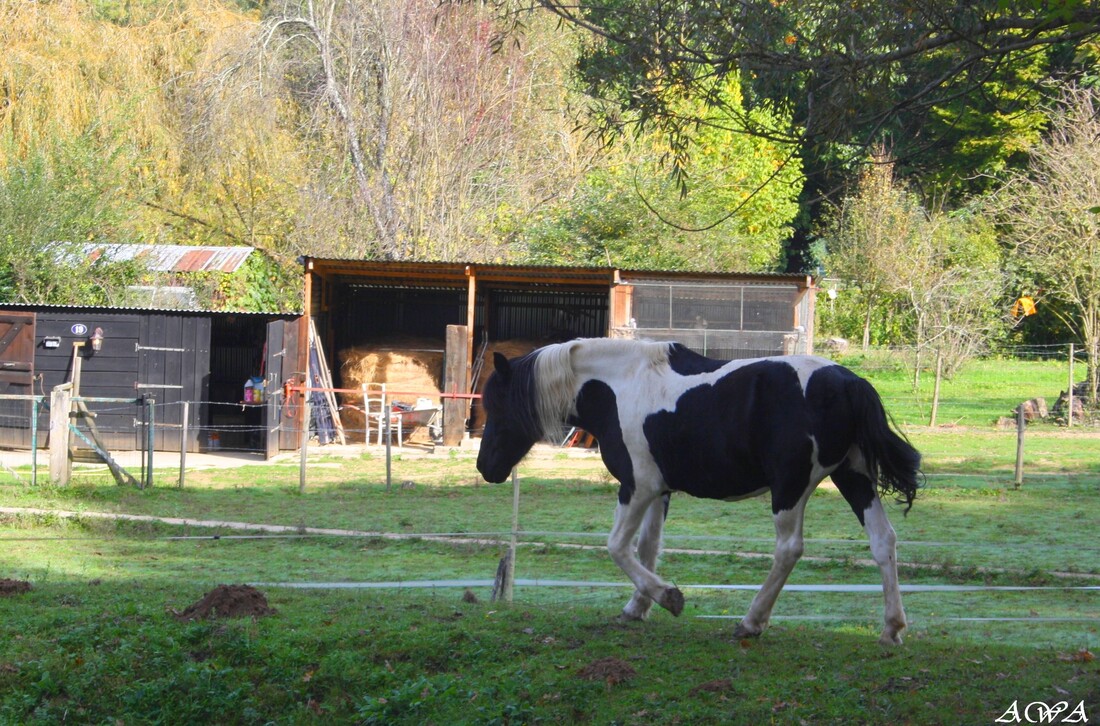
[
  {"xmin": 49, "ymin": 384, "xmax": 72, "ymax": 486},
  {"xmin": 1068, "ymin": 343, "xmax": 1075, "ymax": 428},
  {"xmin": 929, "ymin": 350, "xmax": 943, "ymax": 428},
  {"xmin": 1014, "ymin": 403, "xmax": 1025, "ymax": 489}
]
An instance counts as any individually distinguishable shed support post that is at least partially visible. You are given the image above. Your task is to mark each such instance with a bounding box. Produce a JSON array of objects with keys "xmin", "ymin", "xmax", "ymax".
[{"xmin": 444, "ymin": 325, "xmax": 469, "ymax": 447}]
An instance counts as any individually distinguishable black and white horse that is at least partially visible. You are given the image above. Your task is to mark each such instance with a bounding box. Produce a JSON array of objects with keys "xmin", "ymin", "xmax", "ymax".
[{"xmin": 476, "ymin": 338, "xmax": 921, "ymax": 645}]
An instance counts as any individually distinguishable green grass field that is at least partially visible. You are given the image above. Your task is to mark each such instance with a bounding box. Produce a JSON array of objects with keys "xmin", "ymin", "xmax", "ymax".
[
  {"xmin": 2, "ymin": 452, "xmax": 1098, "ymax": 724},
  {"xmin": 0, "ymin": 354, "xmax": 1097, "ymax": 724},
  {"xmin": 838, "ymin": 352, "xmax": 1085, "ymax": 429}
]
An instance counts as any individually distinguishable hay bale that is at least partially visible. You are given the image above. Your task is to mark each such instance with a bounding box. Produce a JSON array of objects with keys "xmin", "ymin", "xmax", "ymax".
[{"xmin": 337, "ymin": 339, "xmax": 445, "ymax": 437}]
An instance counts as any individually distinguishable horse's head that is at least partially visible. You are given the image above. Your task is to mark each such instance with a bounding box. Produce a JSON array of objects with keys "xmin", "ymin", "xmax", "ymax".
[{"xmin": 476, "ymin": 351, "xmax": 543, "ymax": 483}]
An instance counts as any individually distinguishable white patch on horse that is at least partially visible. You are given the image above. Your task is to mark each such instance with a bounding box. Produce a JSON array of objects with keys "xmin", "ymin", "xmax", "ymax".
[
  {"xmin": 736, "ymin": 482, "xmax": 816, "ymax": 637},
  {"xmin": 808, "ymin": 436, "xmax": 840, "ymax": 486}
]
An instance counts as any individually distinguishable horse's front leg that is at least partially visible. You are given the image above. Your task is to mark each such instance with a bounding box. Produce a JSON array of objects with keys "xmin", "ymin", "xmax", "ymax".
[
  {"xmin": 620, "ymin": 493, "xmax": 671, "ymax": 620},
  {"xmin": 734, "ymin": 487, "xmax": 812, "ymax": 639},
  {"xmin": 608, "ymin": 491, "xmax": 684, "ymax": 617}
]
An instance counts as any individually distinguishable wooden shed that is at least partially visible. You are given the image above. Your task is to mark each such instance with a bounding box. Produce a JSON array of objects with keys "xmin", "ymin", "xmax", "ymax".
[
  {"xmin": 0, "ymin": 306, "xmax": 300, "ymax": 456},
  {"xmin": 299, "ymin": 259, "xmax": 816, "ymax": 440}
]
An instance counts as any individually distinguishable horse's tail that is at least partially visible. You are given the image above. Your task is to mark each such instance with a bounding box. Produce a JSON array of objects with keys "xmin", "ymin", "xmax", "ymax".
[{"xmin": 849, "ymin": 376, "xmax": 922, "ymax": 513}]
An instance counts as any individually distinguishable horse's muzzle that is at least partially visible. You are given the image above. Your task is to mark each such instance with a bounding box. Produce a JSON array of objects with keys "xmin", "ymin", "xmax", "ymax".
[{"xmin": 476, "ymin": 458, "xmax": 510, "ymax": 484}]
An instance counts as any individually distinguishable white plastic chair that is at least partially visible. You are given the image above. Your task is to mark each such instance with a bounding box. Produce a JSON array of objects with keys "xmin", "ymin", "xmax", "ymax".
[{"xmin": 363, "ymin": 383, "xmax": 402, "ymax": 448}]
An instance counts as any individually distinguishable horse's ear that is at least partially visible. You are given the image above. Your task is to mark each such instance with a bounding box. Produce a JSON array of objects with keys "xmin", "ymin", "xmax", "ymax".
[{"xmin": 493, "ymin": 352, "xmax": 511, "ymax": 381}]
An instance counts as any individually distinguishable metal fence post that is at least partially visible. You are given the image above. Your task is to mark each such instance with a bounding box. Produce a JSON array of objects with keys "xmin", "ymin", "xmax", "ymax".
[
  {"xmin": 299, "ymin": 396, "xmax": 310, "ymax": 494},
  {"xmin": 30, "ymin": 397, "xmax": 38, "ymax": 487},
  {"xmin": 178, "ymin": 400, "xmax": 189, "ymax": 489},
  {"xmin": 145, "ymin": 397, "xmax": 155, "ymax": 489},
  {"xmin": 384, "ymin": 388, "xmax": 392, "ymax": 492},
  {"xmin": 504, "ymin": 468, "xmax": 520, "ymax": 603}
]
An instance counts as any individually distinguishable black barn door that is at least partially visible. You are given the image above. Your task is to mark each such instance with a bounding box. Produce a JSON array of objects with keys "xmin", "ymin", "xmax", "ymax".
[
  {"xmin": 138, "ymin": 315, "xmax": 209, "ymax": 452},
  {"xmin": 264, "ymin": 318, "xmax": 299, "ymax": 458}
]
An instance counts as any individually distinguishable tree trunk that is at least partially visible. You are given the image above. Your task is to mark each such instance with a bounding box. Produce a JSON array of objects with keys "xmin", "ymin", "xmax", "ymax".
[
  {"xmin": 913, "ymin": 348, "xmax": 921, "ymax": 390},
  {"xmin": 862, "ymin": 305, "xmax": 872, "ymax": 351},
  {"xmin": 1083, "ymin": 302, "xmax": 1099, "ymax": 405},
  {"xmin": 1088, "ymin": 337, "xmax": 1098, "ymax": 406}
]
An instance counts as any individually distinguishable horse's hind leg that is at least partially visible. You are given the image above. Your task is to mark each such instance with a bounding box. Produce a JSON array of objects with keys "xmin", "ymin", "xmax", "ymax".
[
  {"xmin": 608, "ymin": 492, "xmax": 684, "ymax": 617},
  {"xmin": 734, "ymin": 485, "xmax": 812, "ymax": 639},
  {"xmin": 832, "ymin": 459, "xmax": 907, "ymax": 645},
  {"xmin": 621, "ymin": 494, "xmax": 670, "ymax": 620}
]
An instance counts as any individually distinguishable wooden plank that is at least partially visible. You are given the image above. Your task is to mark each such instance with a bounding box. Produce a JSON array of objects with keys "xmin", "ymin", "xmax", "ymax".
[
  {"xmin": 281, "ymin": 317, "xmax": 301, "ymax": 450},
  {"xmin": 443, "ymin": 325, "xmax": 469, "ymax": 447},
  {"xmin": 610, "ymin": 284, "xmax": 634, "ymax": 331},
  {"xmin": 466, "ymin": 271, "xmax": 476, "ymax": 404},
  {"xmin": 49, "ymin": 385, "xmax": 72, "ymax": 485},
  {"xmin": 265, "ymin": 319, "xmax": 285, "ymax": 459},
  {"xmin": 299, "ymin": 268, "xmax": 312, "ymax": 446}
]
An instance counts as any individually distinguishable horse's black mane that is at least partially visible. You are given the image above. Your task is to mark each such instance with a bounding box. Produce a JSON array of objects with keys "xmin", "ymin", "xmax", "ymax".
[
  {"xmin": 666, "ymin": 343, "xmax": 728, "ymax": 375},
  {"xmin": 494, "ymin": 350, "xmax": 544, "ymax": 441}
]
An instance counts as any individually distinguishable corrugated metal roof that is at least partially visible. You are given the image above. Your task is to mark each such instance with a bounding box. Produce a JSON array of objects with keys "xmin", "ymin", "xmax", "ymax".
[{"xmin": 84, "ymin": 244, "xmax": 254, "ymax": 273}]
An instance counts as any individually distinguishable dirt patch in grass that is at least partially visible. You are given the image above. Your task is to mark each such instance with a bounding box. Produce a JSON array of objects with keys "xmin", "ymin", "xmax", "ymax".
[
  {"xmin": 0, "ymin": 578, "xmax": 31, "ymax": 596},
  {"xmin": 577, "ymin": 656, "xmax": 636, "ymax": 685},
  {"xmin": 690, "ymin": 678, "xmax": 733, "ymax": 695},
  {"xmin": 172, "ymin": 584, "xmax": 276, "ymax": 621}
]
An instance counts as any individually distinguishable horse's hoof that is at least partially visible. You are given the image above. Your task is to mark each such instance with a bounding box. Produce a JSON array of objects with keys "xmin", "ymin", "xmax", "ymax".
[
  {"xmin": 878, "ymin": 631, "xmax": 904, "ymax": 646},
  {"xmin": 618, "ymin": 609, "xmax": 646, "ymax": 622},
  {"xmin": 733, "ymin": 622, "xmax": 762, "ymax": 639},
  {"xmin": 659, "ymin": 587, "xmax": 684, "ymax": 616}
]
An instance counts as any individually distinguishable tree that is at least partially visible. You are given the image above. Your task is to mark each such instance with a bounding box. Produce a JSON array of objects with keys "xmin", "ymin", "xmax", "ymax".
[
  {"xmin": 899, "ymin": 209, "xmax": 1004, "ymax": 384},
  {"xmin": 0, "ymin": 130, "xmax": 147, "ymax": 305},
  {"xmin": 522, "ymin": 75, "xmax": 802, "ymax": 271},
  {"xmin": 994, "ymin": 84, "xmax": 1100, "ymax": 405},
  {"xmin": 522, "ymin": 0, "xmax": 1099, "ymax": 165},
  {"xmin": 495, "ymin": 0, "xmax": 1100, "ymax": 266},
  {"xmin": 822, "ymin": 155, "xmax": 922, "ymax": 349},
  {"xmin": 256, "ymin": 0, "xmax": 586, "ymax": 261},
  {"xmin": 824, "ymin": 154, "xmax": 1005, "ymax": 384}
]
